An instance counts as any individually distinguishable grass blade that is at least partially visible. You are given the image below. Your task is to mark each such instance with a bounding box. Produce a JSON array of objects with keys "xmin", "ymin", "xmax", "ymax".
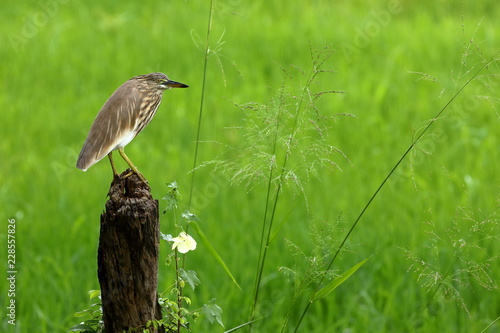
[
  {"xmin": 312, "ymin": 257, "xmax": 369, "ymax": 301},
  {"xmin": 190, "ymin": 221, "xmax": 242, "ymax": 291},
  {"xmin": 223, "ymin": 319, "xmax": 261, "ymax": 332}
]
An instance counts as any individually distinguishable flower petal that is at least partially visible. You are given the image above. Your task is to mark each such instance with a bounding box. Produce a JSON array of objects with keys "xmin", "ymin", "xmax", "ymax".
[{"xmin": 171, "ymin": 232, "xmax": 197, "ymax": 253}]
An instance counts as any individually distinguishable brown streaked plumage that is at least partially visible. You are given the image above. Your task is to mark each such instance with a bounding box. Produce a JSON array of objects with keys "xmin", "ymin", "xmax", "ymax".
[{"xmin": 76, "ymin": 72, "xmax": 188, "ymax": 182}]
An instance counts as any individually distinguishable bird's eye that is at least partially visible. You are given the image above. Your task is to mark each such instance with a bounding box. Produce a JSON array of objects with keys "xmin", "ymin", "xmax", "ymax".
[{"xmin": 156, "ymin": 79, "xmax": 163, "ymax": 83}]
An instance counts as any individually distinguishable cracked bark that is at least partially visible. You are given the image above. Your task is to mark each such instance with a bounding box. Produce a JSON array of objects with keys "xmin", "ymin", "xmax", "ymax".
[{"xmin": 97, "ymin": 170, "xmax": 164, "ymax": 333}]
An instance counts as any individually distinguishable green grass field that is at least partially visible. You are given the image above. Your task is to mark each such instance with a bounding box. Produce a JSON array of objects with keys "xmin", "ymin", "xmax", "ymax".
[{"xmin": 1, "ymin": 1, "xmax": 499, "ymax": 332}]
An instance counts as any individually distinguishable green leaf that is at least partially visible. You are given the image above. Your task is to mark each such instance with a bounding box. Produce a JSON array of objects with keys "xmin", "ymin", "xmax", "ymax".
[
  {"xmin": 88, "ymin": 290, "xmax": 100, "ymax": 300},
  {"xmin": 74, "ymin": 310, "xmax": 90, "ymax": 318},
  {"xmin": 160, "ymin": 232, "xmax": 173, "ymax": 242},
  {"xmin": 202, "ymin": 299, "xmax": 224, "ymax": 327},
  {"xmin": 162, "ymin": 181, "xmax": 181, "ymax": 214},
  {"xmin": 182, "ymin": 210, "xmax": 201, "ymax": 223},
  {"xmin": 312, "ymin": 257, "xmax": 370, "ymax": 301},
  {"xmin": 67, "ymin": 323, "xmax": 96, "ymax": 332},
  {"xmin": 179, "ymin": 268, "xmax": 200, "ymax": 290},
  {"xmin": 146, "ymin": 320, "xmax": 159, "ymax": 329},
  {"xmin": 190, "ymin": 222, "xmax": 242, "ymax": 291}
]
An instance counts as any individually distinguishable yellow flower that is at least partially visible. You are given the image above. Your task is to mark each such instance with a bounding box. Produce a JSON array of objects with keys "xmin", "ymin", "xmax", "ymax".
[{"xmin": 171, "ymin": 232, "xmax": 197, "ymax": 254}]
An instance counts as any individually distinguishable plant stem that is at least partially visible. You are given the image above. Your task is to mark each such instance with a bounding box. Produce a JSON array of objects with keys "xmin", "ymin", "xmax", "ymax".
[
  {"xmin": 175, "ymin": 248, "xmax": 182, "ymax": 333},
  {"xmin": 249, "ymin": 60, "xmax": 316, "ymax": 329},
  {"xmin": 188, "ymin": 0, "xmax": 214, "ymax": 210},
  {"xmin": 183, "ymin": 0, "xmax": 215, "ymax": 273},
  {"xmin": 248, "ymin": 95, "xmax": 281, "ymax": 328}
]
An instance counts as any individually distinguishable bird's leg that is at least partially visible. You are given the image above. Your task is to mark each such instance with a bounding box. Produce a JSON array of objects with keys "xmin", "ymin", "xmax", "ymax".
[
  {"xmin": 107, "ymin": 152, "xmax": 119, "ymax": 178},
  {"xmin": 118, "ymin": 147, "xmax": 148, "ymax": 183}
]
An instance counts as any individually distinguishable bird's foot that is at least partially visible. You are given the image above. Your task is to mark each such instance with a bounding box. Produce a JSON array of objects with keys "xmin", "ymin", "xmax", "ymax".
[
  {"xmin": 122, "ymin": 171, "xmax": 133, "ymax": 178},
  {"xmin": 122, "ymin": 169, "xmax": 148, "ymax": 184}
]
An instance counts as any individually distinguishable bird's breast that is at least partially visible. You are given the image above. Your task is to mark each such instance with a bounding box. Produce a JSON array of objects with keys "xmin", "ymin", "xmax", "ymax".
[{"xmin": 135, "ymin": 94, "xmax": 163, "ymax": 134}]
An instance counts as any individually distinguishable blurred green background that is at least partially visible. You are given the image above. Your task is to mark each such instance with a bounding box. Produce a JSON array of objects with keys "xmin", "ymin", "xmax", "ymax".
[{"xmin": 1, "ymin": 0, "xmax": 499, "ymax": 332}]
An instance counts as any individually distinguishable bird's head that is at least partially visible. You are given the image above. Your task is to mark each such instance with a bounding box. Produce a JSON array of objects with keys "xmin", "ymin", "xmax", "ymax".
[{"xmin": 136, "ymin": 72, "xmax": 189, "ymax": 90}]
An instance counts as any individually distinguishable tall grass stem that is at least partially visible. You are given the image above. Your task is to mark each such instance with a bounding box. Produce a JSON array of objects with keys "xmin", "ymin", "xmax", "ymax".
[
  {"xmin": 188, "ymin": 0, "xmax": 215, "ymax": 210},
  {"xmin": 249, "ymin": 66, "xmax": 316, "ymax": 328}
]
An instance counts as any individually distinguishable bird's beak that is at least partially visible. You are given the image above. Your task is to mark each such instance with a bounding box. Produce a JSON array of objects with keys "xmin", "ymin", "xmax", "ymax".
[{"xmin": 165, "ymin": 79, "xmax": 189, "ymax": 88}]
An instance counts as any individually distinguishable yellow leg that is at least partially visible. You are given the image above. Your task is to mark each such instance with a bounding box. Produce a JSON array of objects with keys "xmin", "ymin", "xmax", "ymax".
[
  {"xmin": 118, "ymin": 147, "xmax": 147, "ymax": 183},
  {"xmin": 108, "ymin": 152, "xmax": 118, "ymax": 177}
]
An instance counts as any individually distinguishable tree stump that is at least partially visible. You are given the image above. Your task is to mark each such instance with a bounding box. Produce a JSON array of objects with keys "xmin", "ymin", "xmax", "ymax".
[{"xmin": 97, "ymin": 170, "xmax": 164, "ymax": 333}]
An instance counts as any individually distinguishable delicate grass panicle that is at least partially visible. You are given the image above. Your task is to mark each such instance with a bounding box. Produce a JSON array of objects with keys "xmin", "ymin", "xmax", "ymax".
[
  {"xmin": 203, "ymin": 46, "xmax": 352, "ymax": 199},
  {"xmin": 192, "ymin": 46, "xmax": 354, "ymax": 331},
  {"xmin": 280, "ymin": 221, "xmax": 344, "ymax": 301},
  {"xmin": 278, "ymin": 219, "xmax": 352, "ymax": 330},
  {"xmin": 209, "ymin": 47, "xmax": 355, "ymax": 331},
  {"xmin": 404, "ymin": 205, "xmax": 499, "ymax": 319},
  {"xmin": 401, "ymin": 32, "xmax": 500, "ymax": 325}
]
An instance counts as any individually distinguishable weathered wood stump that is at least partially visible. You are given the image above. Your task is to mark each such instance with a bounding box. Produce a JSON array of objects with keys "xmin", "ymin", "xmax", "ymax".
[{"xmin": 97, "ymin": 170, "xmax": 164, "ymax": 333}]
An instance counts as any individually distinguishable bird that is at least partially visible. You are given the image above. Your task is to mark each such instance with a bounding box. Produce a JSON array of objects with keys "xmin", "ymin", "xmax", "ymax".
[{"xmin": 76, "ymin": 72, "xmax": 188, "ymax": 183}]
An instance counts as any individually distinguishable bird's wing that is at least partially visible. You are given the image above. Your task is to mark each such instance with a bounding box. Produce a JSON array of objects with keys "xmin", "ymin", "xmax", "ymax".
[{"xmin": 76, "ymin": 80, "xmax": 141, "ymax": 171}]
